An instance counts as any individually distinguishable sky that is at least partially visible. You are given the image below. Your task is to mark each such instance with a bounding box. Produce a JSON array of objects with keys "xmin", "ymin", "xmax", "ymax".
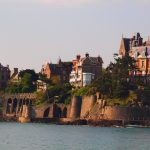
[{"xmin": 0, "ymin": 0, "xmax": 150, "ymax": 72}]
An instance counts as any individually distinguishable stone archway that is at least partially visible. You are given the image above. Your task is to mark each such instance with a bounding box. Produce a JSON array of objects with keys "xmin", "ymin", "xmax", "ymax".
[
  {"xmin": 17, "ymin": 99, "xmax": 23, "ymax": 114},
  {"xmin": 13, "ymin": 98, "xmax": 18, "ymax": 113},
  {"xmin": 43, "ymin": 107, "xmax": 50, "ymax": 118},
  {"xmin": 19, "ymin": 99, "xmax": 23, "ymax": 107},
  {"xmin": 6, "ymin": 98, "xmax": 12, "ymax": 114},
  {"xmin": 62, "ymin": 107, "xmax": 67, "ymax": 118},
  {"xmin": 57, "ymin": 107, "xmax": 62, "ymax": 118},
  {"xmin": 4, "ymin": 93, "xmax": 36, "ymax": 117},
  {"xmin": 23, "ymin": 99, "xmax": 26, "ymax": 105},
  {"xmin": 25, "ymin": 99, "xmax": 30, "ymax": 105},
  {"xmin": 29, "ymin": 100, "xmax": 32, "ymax": 105}
]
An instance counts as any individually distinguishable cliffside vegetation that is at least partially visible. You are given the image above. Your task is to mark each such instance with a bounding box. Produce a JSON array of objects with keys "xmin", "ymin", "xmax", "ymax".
[
  {"xmin": 5, "ymin": 69, "xmax": 38, "ymax": 93},
  {"xmin": 74, "ymin": 54, "xmax": 150, "ymax": 105},
  {"xmin": 36, "ymin": 54, "xmax": 150, "ymax": 106},
  {"xmin": 35, "ymin": 83, "xmax": 72, "ymax": 106},
  {"xmin": 93, "ymin": 54, "xmax": 137, "ymax": 98},
  {"xmin": 4, "ymin": 69, "xmax": 72, "ymax": 106},
  {"xmin": 4, "ymin": 54, "xmax": 150, "ymax": 106}
]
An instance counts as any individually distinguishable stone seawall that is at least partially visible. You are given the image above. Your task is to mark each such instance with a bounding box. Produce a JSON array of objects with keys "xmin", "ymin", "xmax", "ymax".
[
  {"xmin": 2, "ymin": 93, "xmax": 150, "ymax": 125},
  {"xmin": 68, "ymin": 95, "xmax": 150, "ymax": 122},
  {"xmin": 32, "ymin": 103, "xmax": 70, "ymax": 119},
  {"xmin": 80, "ymin": 95, "xmax": 97, "ymax": 118},
  {"xmin": 103, "ymin": 106, "xmax": 150, "ymax": 121}
]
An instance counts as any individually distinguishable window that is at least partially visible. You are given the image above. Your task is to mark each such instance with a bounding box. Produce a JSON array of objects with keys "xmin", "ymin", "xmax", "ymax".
[{"xmin": 141, "ymin": 61, "xmax": 145, "ymax": 68}]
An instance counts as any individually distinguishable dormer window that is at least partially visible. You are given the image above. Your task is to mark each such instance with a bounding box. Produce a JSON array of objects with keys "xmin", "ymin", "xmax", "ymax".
[{"xmin": 141, "ymin": 61, "xmax": 145, "ymax": 68}]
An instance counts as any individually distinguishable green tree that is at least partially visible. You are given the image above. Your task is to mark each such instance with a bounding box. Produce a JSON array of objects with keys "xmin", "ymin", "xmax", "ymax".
[
  {"xmin": 21, "ymin": 73, "xmax": 32, "ymax": 86},
  {"xmin": 19, "ymin": 69, "xmax": 38, "ymax": 82},
  {"xmin": 110, "ymin": 54, "xmax": 137, "ymax": 98},
  {"xmin": 21, "ymin": 73, "xmax": 36, "ymax": 92},
  {"xmin": 35, "ymin": 83, "xmax": 72, "ymax": 105},
  {"xmin": 72, "ymin": 86, "xmax": 89, "ymax": 96},
  {"xmin": 93, "ymin": 54, "xmax": 137, "ymax": 98},
  {"xmin": 5, "ymin": 84, "xmax": 22, "ymax": 93},
  {"xmin": 92, "ymin": 70, "xmax": 112, "ymax": 97}
]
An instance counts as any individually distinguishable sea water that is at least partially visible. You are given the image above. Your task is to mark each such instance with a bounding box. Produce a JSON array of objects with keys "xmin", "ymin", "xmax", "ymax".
[{"xmin": 0, "ymin": 123, "xmax": 150, "ymax": 150}]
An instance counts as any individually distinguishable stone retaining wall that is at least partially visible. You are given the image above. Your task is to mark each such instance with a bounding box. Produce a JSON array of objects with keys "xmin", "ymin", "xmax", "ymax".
[{"xmin": 103, "ymin": 106, "xmax": 150, "ymax": 121}]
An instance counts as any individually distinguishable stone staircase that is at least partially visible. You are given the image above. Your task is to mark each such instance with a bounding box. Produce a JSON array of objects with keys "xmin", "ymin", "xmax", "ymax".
[{"xmin": 85, "ymin": 102, "xmax": 104, "ymax": 120}]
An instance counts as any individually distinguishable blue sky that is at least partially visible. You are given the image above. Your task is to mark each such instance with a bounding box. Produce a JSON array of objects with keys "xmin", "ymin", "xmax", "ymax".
[{"xmin": 0, "ymin": 0, "xmax": 150, "ymax": 71}]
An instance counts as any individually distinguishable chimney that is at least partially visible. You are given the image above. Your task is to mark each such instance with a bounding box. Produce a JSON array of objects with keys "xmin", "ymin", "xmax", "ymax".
[
  {"xmin": 76, "ymin": 55, "xmax": 81, "ymax": 60},
  {"xmin": 14, "ymin": 68, "xmax": 18, "ymax": 74},
  {"xmin": 58, "ymin": 57, "xmax": 62, "ymax": 65},
  {"xmin": 98, "ymin": 56, "xmax": 101, "ymax": 62},
  {"xmin": 85, "ymin": 53, "xmax": 89, "ymax": 57}
]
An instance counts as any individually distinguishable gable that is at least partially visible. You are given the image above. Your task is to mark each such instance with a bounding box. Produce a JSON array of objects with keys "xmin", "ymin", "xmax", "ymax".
[
  {"xmin": 82, "ymin": 57, "xmax": 92, "ymax": 65},
  {"xmin": 119, "ymin": 38, "xmax": 130, "ymax": 55}
]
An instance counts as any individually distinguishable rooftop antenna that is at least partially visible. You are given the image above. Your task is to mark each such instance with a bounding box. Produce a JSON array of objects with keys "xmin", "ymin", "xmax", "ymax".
[{"xmin": 57, "ymin": 56, "xmax": 62, "ymax": 64}]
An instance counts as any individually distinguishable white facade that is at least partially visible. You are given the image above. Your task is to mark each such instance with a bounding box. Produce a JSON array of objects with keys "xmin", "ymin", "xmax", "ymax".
[
  {"xmin": 70, "ymin": 71, "xmax": 82, "ymax": 87},
  {"xmin": 69, "ymin": 53, "xmax": 103, "ymax": 88},
  {"xmin": 70, "ymin": 72, "xmax": 95, "ymax": 87},
  {"xmin": 37, "ymin": 80, "xmax": 47, "ymax": 92},
  {"xmin": 82, "ymin": 73, "xmax": 95, "ymax": 87}
]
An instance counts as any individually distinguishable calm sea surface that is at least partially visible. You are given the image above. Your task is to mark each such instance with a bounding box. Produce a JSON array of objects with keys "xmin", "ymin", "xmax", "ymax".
[{"xmin": 0, "ymin": 123, "xmax": 150, "ymax": 150}]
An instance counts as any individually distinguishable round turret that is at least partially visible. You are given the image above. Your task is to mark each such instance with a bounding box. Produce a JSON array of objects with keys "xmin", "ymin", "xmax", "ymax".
[{"xmin": 70, "ymin": 96, "xmax": 82, "ymax": 119}]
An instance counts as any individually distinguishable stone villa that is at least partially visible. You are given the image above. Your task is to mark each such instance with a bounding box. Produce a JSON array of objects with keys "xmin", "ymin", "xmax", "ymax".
[
  {"xmin": 69, "ymin": 53, "xmax": 103, "ymax": 88},
  {"xmin": 41, "ymin": 59, "xmax": 72, "ymax": 84},
  {"xmin": 119, "ymin": 32, "xmax": 150, "ymax": 76},
  {"xmin": 0, "ymin": 64, "xmax": 11, "ymax": 90}
]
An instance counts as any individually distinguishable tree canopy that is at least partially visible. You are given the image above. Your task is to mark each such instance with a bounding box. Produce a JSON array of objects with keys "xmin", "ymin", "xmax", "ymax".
[
  {"xmin": 5, "ymin": 69, "xmax": 38, "ymax": 93},
  {"xmin": 92, "ymin": 54, "xmax": 137, "ymax": 98}
]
